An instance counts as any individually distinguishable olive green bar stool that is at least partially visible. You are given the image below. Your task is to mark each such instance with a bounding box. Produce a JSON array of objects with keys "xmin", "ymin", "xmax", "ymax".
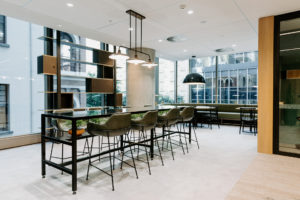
[
  {"xmin": 157, "ymin": 108, "xmax": 184, "ymax": 160},
  {"xmin": 178, "ymin": 107, "xmax": 199, "ymax": 152},
  {"xmin": 131, "ymin": 111, "xmax": 164, "ymax": 175},
  {"xmin": 86, "ymin": 113, "xmax": 138, "ymax": 191}
]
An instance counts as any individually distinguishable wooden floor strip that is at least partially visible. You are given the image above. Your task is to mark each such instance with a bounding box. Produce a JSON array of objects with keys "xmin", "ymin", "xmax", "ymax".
[{"xmin": 226, "ymin": 153, "xmax": 300, "ymax": 200}]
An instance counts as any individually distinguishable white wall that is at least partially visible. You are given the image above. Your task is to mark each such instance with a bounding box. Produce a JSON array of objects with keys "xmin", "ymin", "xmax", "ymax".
[{"xmin": 0, "ymin": 17, "xmax": 44, "ymax": 136}]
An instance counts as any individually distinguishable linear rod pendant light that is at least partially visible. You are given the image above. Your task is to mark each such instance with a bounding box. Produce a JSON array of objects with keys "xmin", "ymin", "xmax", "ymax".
[{"xmin": 111, "ymin": 10, "xmax": 157, "ymax": 67}]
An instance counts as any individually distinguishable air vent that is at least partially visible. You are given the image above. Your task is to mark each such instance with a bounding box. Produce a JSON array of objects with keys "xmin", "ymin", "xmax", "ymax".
[
  {"xmin": 166, "ymin": 35, "xmax": 187, "ymax": 43},
  {"xmin": 215, "ymin": 48, "xmax": 234, "ymax": 53}
]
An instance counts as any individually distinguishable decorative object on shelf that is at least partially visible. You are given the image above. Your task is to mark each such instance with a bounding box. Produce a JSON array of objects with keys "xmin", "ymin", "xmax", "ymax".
[
  {"xmin": 107, "ymin": 93, "xmax": 123, "ymax": 107},
  {"xmin": 92, "ymin": 49, "xmax": 115, "ymax": 67},
  {"xmin": 68, "ymin": 129, "xmax": 85, "ymax": 136},
  {"xmin": 50, "ymin": 93, "xmax": 74, "ymax": 109},
  {"xmin": 109, "ymin": 10, "xmax": 157, "ymax": 67},
  {"xmin": 86, "ymin": 78, "xmax": 114, "ymax": 93},
  {"xmin": 183, "ymin": 73, "xmax": 206, "ymax": 85},
  {"xmin": 286, "ymin": 70, "xmax": 300, "ymax": 79},
  {"xmin": 37, "ymin": 55, "xmax": 57, "ymax": 75}
]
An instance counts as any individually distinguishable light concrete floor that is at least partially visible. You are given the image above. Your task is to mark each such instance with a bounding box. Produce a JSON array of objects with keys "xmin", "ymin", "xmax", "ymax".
[{"xmin": 0, "ymin": 125, "xmax": 257, "ymax": 200}]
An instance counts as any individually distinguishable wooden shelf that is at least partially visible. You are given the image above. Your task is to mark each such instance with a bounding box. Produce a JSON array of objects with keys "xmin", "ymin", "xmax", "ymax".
[
  {"xmin": 39, "ymin": 36, "xmax": 106, "ymax": 52},
  {"xmin": 38, "ymin": 106, "xmax": 106, "ymax": 112},
  {"xmin": 39, "ymin": 91, "xmax": 114, "ymax": 94},
  {"xmin": 39, "ymin": 36, "xmax": 115, "ymax": 67},
  {"xmin": 61, "ymin": 57, "xmax": 114, "ymax": 68}
]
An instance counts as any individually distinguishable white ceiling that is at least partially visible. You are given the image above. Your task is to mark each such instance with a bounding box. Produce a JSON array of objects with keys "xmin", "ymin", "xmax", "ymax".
[{"xmin": 0, "ymin": 0, "xmax": 300, "ymax": 60}]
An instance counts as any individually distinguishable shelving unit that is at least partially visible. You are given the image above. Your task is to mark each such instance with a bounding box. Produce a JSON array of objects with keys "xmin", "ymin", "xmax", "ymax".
[{"xmin": 38, "ymin": 29, "xmax": 120, "ymax": 111}]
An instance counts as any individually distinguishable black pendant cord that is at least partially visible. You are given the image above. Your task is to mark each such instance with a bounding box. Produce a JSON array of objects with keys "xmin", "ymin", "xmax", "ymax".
[
  {"xmin": 135, "ymin": 16, "xmax": 137, "ymax": 56},
  {"xmin": 140, "ymin": 18, "xmax": 143, "ymax": 52},
  {"xmin": 129, "ymin": 14, "xmax": 131, "ymax": 49},
  {"xmin": 56, "ymin": 30, "xmax": 61, "ymax": 109}
]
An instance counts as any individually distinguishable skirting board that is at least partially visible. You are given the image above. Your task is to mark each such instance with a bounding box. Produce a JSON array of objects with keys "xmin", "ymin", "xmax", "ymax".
[{"xmin": 0, "ymin": 133, "xmax": 41, "ymax": 150}]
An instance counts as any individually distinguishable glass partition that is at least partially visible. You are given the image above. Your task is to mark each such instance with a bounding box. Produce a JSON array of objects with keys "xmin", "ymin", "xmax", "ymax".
[{"xmin": 275, "ymin": 13, "xmax": 300, "ymax": 155}]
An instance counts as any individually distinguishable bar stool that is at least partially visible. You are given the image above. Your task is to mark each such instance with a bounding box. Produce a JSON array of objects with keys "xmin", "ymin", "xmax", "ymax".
[
  {"xmin": 86, "ymin": 113, "xmax": 138, "ymax": 191},
  {"xmin": 49, "ymin": 109, "xmax": 89, "ymax": 168},
  {"xmin": 131, "ymin": 111, "xmax": 164, "ymax": 175},
  {"xmin": 157, "ymin": 108, "xmax": 183, "ymax": 160},
  {"xmin": 178, "ymin": 107, "xmax": 199, "ymax": 152}
]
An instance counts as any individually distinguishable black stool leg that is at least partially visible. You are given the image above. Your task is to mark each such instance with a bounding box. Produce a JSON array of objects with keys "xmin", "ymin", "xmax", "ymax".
[
  {"xmin": 142, "ymin": 129, "xmax": 151, "ymax": 175},
  {"xmin": 49, "ymin": 142, "xmax": 54, "ymax": 161},
  {"xmin": 86, "ymin": 137, "xmax": 94, "ymax": 180},
  {"xmin": 182, "ymin": 124, "xmax": 189, "ymax": 153},
  {"xmin": 193, "ymin": 126, "xmax": 200, "ymax": 149},
  {"xmin": 154, "ymin": 129, "xmax": 164, "ymax": 166},
  {"xmin": 177, "ymin": 124, "xmax": 186, "ymax": 154},
  {"xmin": 126, "ymin": 133, "xmax": 138, "ymax": 179},
  {"xmin": 168, "ymin": 127, "xmax": 175, "ymax": 160},
  {"xmin": 107, "ymin": 134, "xmax": 115, "ymax": 191},
  {"xmin": 61, "ymin": 144, "xmax": 64, "ymax": 175}
]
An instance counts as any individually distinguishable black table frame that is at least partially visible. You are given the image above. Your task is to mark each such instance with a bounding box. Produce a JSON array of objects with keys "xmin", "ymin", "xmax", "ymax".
[{"xmin": 41, "ymin": 107, "xmax": 192, "ymax": 194}]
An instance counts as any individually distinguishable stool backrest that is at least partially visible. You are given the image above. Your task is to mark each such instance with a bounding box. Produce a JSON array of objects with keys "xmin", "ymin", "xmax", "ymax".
[
  {"xmin": 53, "ymin": 109, "xmax": 73, "ymax": 132},
  {"xmin": 104, "ymin": 113, "xmax": 131, "ymax": 131},
  {"xmin": 180, "ymin": 107, "xmax": 194, "ymax": 121},
  {"xmin": 142, "ymin": 111, "xmax": 158, "ymax": 126},
  {"xmin": 166, "ymin": 108, "xmax": 180, "ymax": 125}
]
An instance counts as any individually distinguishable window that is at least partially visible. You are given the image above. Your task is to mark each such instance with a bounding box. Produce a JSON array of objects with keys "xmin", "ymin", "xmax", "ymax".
[
  {"xmin": 0, "ymin": 84, "xmax": 9, "ymax": 134},
  {"xmin": 190, "ymin": 57, "xmax": 216, "ymax": 103},
  {"xmin": 166, "ymin": 51, "xmax": 258, "ymax": 105},
  {"xmin": 177, "ymin": 60, "xmax": 189, "ymax": 103},
  {"xmin": 0, "ymin": 15, "xmax": 6, "ymax": 44},
  {"xmin": 217, "ymin": 53, "xmax": 258, "ymax": 105},
  {"xmin": 61, "ymin": 32, "xmax": 77, "ymax": 72},
  {"xmin": 158, "ymin": 58, "xmax": 175, "ymax": 104}
]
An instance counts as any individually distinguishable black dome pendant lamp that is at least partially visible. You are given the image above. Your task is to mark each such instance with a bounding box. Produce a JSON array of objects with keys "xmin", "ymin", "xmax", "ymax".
[{"xmin": 183, "ymin": 73, "xmax": 206, "ymax": 85}]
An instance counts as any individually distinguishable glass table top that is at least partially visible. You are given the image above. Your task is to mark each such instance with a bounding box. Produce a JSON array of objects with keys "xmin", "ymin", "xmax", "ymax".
[{"xmin": 42, "ymin": 105, "xmax": 184, "ymax": 119}]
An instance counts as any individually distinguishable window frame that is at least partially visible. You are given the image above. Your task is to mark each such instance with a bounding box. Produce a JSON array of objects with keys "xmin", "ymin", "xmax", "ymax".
[{"xmin": 0, "ymin": 15, "xmax": 7, "ymax": 45}]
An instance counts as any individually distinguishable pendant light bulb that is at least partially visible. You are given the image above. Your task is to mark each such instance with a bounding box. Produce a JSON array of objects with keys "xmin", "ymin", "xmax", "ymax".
[{"xmin": 109, "ymin": 48, "xmax": 129, "ymax": 60}]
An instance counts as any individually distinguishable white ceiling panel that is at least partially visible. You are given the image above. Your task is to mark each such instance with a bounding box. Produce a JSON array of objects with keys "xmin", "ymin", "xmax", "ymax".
[{"xmin": 0, "ymin": 0, "xmax": 299, "ymax": 60}]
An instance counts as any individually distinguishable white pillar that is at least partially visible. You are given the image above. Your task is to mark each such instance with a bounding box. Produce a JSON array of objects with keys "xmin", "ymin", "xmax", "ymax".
[{"xmin": 127, "ymin": 47, "xmax": 156, "ymax": 107}]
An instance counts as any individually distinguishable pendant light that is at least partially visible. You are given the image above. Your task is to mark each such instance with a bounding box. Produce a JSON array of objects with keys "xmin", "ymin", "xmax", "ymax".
[
  {"xmin": 127, "ymin": 10, "xmax": 145, "ymax": 64},
  {"xmin": 109, "ymin": 47, "xmax": 129, "ymax": 60},
  {"xmin": 142, "ymin": 58, "xmax": 158, "ymax": 67},
  {"xmin": 127, "ymin": 54, "xmax": 146, "ymax": 64},
  {"xmin": 183, "ymin": 73, "xmax": 206, "ymax": 85}
]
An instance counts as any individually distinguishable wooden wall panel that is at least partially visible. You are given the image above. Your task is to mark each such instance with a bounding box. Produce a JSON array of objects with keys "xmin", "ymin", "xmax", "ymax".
[
  {"xmin": 258, "ymin": 16, "xmax": 274, "ymax": 154},
  {"xmin": 0, "ymin": 134, "xmax": 41, "ymax": 150}
]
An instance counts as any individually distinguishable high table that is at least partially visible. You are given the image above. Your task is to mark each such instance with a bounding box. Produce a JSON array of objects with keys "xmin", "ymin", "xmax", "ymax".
[{"xmin": 41, "ymin": 105, "xmax": 190, "ymax": 194}]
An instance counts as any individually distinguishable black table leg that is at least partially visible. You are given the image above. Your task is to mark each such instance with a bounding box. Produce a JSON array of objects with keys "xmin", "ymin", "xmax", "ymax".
[
  {"xmin": 41, "ymin": 115, "xmax": 46, "ymax": 178},
  {"xmin": 120, "ymin": 135, "xmax": 124, "ymax": 152},
  {"xmin": 150, "ymin": 128, "xmax": 154, "ymax": 160},
  {"xmin": 189, "ymin": 122, "xmax": 192, "ymax": 144},
  {"xmin": 72, "ymin": 119, "xmax": 77, "ymax": 194}
]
